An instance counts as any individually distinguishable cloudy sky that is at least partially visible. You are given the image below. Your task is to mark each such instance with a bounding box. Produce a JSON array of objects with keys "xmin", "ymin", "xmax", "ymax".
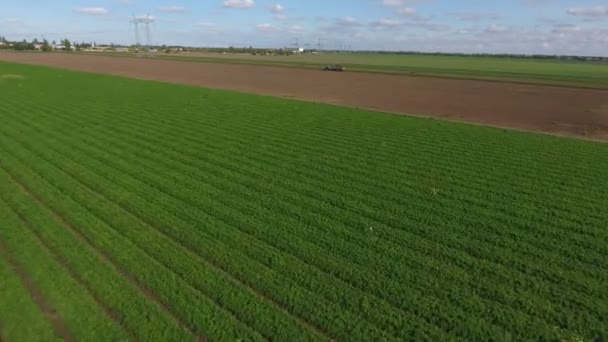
[{"xmin": 1, "ymin": 0, "xmax": 607, "ymax": 55}]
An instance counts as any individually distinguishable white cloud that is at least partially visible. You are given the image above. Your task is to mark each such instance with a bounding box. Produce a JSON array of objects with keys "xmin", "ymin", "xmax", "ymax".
[
  {"xmin": 133, "ymin": 14, "xmax": 156, "ymax": 20},
  {"xmin": 287, "ymin": 25, "xmax": 304, "ymax": 34},
  {"xmin": 270, "ymin": 4, "xmax": 284, "ymax": 14},
  {"xmin": 268, "ymin": 4, "xmax": 286, "ymax": 20},
  {"xmin": 567, "ymin": 7, "xmax": 608, "ymax": 18},
  {"xmin": 383, "ymin": 0, "xmax": 406, "ymax": 7},
  {"xmin": 160, "ymin": 6, "xmax": 186, "ymax": 13},
  {"xmin": 2, "ymin": 17, "xmax": 21, "ymax": 23},
  {"xmin": 382, "ymin": 0, "xmax": 428, "ymax": 7},
  {"xmin": 337, "ymin": 16, "xmax": 359, "ymax": 27},
  {"xmin": 552, "ymin": 24, "xmax": 581, "ymax": 34},
  {"xmin": 484, "ymin": 24, "xmax": 509, "ymax": 34},
  {"xmin": 197, "ymin": 22, "xmax": 222, "ymax": 34},
  {"xmin": 255, "ymin": 23, "xmax": 277, "ymax": 32},
  {"xmin": 396, "ymin": 7, "xmax": 416, "ymax": 15},
  {"xmin": 76, "ymin": 7, "xmax": 109, "ymax": 15},
  {"xmin": 223, "ymin": 0, "xmax": 254, "ymax": 9},
  {"xmin": 449, "ymin": 11, "xmax": 501, "ymax": 22},
  {"xmin": 371, "ymin": 18, "xmax": 401, "ymax": 29}
]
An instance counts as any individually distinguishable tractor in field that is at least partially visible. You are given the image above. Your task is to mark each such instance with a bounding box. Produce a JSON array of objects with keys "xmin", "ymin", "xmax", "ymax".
[{"xmin": 322, "ymin": 64, "xmax": 345, "ymax": 72}]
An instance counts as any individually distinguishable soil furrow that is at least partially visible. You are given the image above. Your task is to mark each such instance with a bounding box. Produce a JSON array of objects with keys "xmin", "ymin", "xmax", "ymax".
[
  {"xmin": 0, "ymin": 241, "xmax": 73, "ymax": 341},
  {"xmin": 0, "ymin": 145, "xmax": 325, "ymax": 340},
  {"xmin": 3, "ymin": 168, "xmax": 201, "ymax": 341},
  {"xmin": 6, "ymin": 204, "xmax": 137, "ymax": 341}
]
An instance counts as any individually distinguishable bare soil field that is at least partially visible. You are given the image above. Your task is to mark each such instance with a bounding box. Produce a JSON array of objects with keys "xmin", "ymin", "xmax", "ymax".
[{"xmin": 2, "ymin": 52, "xmax": 607, "ymax": 141}]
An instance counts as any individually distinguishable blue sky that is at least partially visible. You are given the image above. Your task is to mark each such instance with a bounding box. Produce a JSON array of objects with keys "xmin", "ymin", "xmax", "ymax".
[{"xmin": 1, "ymin": 0, "xmax": 607, "ymax": 55}]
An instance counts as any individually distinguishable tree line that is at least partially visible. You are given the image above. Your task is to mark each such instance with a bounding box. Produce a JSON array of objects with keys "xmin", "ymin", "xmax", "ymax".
[{"xmin": 0, "ymin": 37, "xmax": 75, "ymax": 51}]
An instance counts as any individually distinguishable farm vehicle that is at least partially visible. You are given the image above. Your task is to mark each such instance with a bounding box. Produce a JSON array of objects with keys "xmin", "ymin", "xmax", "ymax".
[{"xmin": 322, "ymin": 65, "xmax": 345, "ymax": 72}]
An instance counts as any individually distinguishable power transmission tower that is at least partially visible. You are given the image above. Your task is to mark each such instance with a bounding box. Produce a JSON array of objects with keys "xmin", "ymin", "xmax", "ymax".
[
  {"xmin": 130, "ymin": 14, "xmax": 154, "ymax": 54},
  {"xmin": 316, "ymin": 37, "xmax": 326, "ymax": 51}
]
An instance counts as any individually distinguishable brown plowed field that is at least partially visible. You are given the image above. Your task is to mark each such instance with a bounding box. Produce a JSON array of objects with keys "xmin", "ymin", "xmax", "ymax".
[{"xmin": 2, "ymin": 52, "xmax": 607, "ymax": 141}]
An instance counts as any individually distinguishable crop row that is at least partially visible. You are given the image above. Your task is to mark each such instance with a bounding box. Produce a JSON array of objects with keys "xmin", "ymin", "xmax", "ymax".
[
  {"xmin": 0, "ymin": 227, "xmax": 58, "ymax": 342},
  {"xmin": 10, "ymin": 101, "xmax": 606, "ymax": 279},
  {"xmin": 0, "ymin": 197, "xmax": 129, "ymax": 340},
  {"xmin": 3, "ymin": 97, "xmax": 597, "ymax": 266},
  {"xmin": 0, "ymin": 169, "xmax": 195, "ymax": 341},
  {"xmin": 0, "ymin": 152, "xmax": 274, "ymax": 340},
  {"xmin": 23, "ymin": 97, "xmax": 608, "ymax": 231},
  {"xmin": 1, "ymin": 102, "xmax": 604, "ymax": 336},
  {"xmin": 0, "ymin": 113, "xmax": 427, "ymax": 340},
  {"xmin": 1, "ymin": 63, "xmax": 606, "ymax": 340}
]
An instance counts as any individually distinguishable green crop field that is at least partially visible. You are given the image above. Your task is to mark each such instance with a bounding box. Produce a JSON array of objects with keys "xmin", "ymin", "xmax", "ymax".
[{"xmin": 0, "ymin": 61, "xmax": 607, "ymax": 341}]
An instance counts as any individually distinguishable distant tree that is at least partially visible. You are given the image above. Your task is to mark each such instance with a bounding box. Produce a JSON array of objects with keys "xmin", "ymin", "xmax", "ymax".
[
  {"xmin": 62, "ymin": 38, "xmax": 72, "ymax": 51},
  {"xmin": 13, "ymin": 40, "xmax": 35, "ymax": 50},
  {"xmin": 52, "ymin": 40, "xmax": 56, "ymax": 45},
  {"xmin": 41, "ymin": 39, "xmax": 52, "ymax": 52}
]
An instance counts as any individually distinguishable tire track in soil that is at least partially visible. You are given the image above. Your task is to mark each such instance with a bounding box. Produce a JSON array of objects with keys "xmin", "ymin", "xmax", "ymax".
[
  {"xmin": 1, "ymin": 166, "xmax": 203, "ymax": 342},
  {"xmin": 0, "ymin": 321, "xmax": 7, "ymax": 342},
  {"xmin": 0, "ymin": 240, "xmax": 72, "ymax": 341}
]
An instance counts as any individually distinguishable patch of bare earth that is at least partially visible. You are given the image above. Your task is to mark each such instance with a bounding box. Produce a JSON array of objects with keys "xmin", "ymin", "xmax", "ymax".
[
  {"xmin": 1, "ymin": 52, "xmax": 607, "ymax": 141},
  {"xmin": 0, "ymin": 74, "xmax": 25, "ymax": 79},
  {"xmin": 0, "ymin": 321, "xmax": 6, "ymax": 342}
]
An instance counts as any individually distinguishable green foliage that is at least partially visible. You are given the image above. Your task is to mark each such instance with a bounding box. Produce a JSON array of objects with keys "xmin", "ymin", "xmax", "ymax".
[
  {"xmin": 41, "ymin": 39, "xmax": 52, "ymax": 52},
  {"xmin": 10, "ymin": 40, "xmax": 35, "ymax": 51},
  {"xmin": 0, "ymin": 248, "xmax": 59, "ymax": 342},
  {"xmin": 0, "ymin": 61, "xmax": 606, "ymax": 341},
  {"xmin": 62, "ymin": 38, "xmax": 72, "ymax": 52},
  {"xmin": 0, "ymin": 201, "xmax": 128, "ymax": 341}
]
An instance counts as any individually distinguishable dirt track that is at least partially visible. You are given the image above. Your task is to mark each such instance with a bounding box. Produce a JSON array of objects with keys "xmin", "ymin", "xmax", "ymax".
[{"xmin": 2, "ymin": 52, "xmax": 607, "ymax": 141}]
